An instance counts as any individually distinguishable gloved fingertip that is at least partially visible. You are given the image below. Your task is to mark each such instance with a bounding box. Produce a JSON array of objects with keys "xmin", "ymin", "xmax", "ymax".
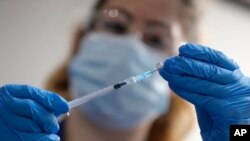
[
  {"xmin": 158, "ymin": 67, "xmax": 166, "ymax": 79},
  {"xmin": 231, "ymin": 58, "xmax": 240, "ymax": 69},
  {"xmin": 163, "ymin": 56, "xmax": 190, "ymax": 74},
  {"xmin": 159, "ymin": 68, "xmax": 172, "ymax": 82},
  {"xmin": 50, "ymin": 93, "xmax": 69, "ymax": 114},
  {"xmin": 179, "ymin": 43, "xmax": 198, "ymax": 56},
  {"xmin": 44, "ymin": 116, "xmax": 59, "ymax": 134},
  {"xmin": 168, "ymin": 83, "xmax": 179, "ymax": 90},
  {"xmin": 179, "ymin": 42, "xmax": 190, "ymax": 51},
  {"xmin": 179, "ymin": 42, "xmax": 189, "ymax": 50},
  {"xmin": 168, "ymin": 83, "xmax": 189, "ymax": 100},
  {"xmin": 162, "ymin": 56, "xmax": 177, "ymax": 70},
  {"xmin": 168, "ymin": 83, "xmax": 183, "ymax": 97},
  {"xmin": 168, "ymin": 83, "xmax": 174, "ymax": 91},
  {"xmin": 1, "ymin": 84, "xmax": 19, "ymax": 90},
  {"xmin": 19, "ymin": 132, "xmax": 60, "ymax": 141},
  {"xmin": 0, "ymin": 86, "xmax": 15, "ymax": 105},
  {"xmin": 46, "ymin": 134, "xmax": 60, "ymax": 141}
]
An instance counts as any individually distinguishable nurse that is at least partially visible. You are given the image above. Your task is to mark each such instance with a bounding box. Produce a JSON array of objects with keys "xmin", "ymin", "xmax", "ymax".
[{"xmin": 1, "ymin": 0, "xmax": 250, "ymax": 141}]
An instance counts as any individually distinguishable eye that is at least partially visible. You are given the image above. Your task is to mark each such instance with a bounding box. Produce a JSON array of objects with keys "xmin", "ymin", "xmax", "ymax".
[
  {"xmin": 103, "ymin": 21, "xmax": 128, "ymax": 35},
  {"xmin": 144, "ymin": 34, "xmax": 165, "ymax": 50}
]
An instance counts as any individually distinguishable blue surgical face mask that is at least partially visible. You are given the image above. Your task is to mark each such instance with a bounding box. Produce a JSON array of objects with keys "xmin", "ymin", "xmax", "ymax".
[{"xmin": 69, "ymin": 32, "xmax": 170, "ymax": 130}]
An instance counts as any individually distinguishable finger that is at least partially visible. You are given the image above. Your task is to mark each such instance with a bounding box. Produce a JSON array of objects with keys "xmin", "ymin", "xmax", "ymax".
[
  {"xmin": 162, "ymin": 56, "xmax": 243, "ymax": 84},
  {"xmin": 195, "ymin": 106, "xmax": 213, "ymax": 134},
  {"xmin": 0, "ymin": 99, "xmax": 42, "ymax": 132},
  {"xmin": 168, "ymin": 83, "xmax": 212, "ymax": 106},
  {"xmin": 18, "ymin": 132, "xmax": 60, "ymax": 141},
  {"xmin": 179, "ymin": 43, "xmax": 239, "ymax": 71},
  {"xmin": 159, "ymin": 70, "xmax": 230, "ymax": 97},
  {"xmin": 1, "ymin": 84, "xmax": 69, "ymax": 115},
  {"xmin": 1, "ymin": 92, "xmax": 59, "ymax": 133}
]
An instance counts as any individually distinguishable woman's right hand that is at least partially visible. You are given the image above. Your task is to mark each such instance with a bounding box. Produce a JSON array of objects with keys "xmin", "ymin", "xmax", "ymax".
[{"xmin": 0, "ymin": 84, "xmax": 69, "ymax": 141}]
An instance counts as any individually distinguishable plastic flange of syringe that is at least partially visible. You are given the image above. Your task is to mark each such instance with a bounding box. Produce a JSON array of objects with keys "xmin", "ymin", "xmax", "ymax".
[{"xmin": 156, "ymin": 62, "xmax": 164, "ymax": 70}]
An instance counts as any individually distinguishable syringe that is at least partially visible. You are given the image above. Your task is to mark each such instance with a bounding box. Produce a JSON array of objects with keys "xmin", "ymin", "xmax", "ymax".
[{"xmin": 57, "ymin": 62, "xmax": 164, "ymax": 122}]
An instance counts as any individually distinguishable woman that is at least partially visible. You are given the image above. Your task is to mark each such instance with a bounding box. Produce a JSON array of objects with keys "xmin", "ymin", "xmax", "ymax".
[
  {"xmin": 1, "ymin": 0, "xmax": 250, "ymax": 140},
  {"xmin": 45, "ymin": 0, "xmax": 201, "ymax": 141}
]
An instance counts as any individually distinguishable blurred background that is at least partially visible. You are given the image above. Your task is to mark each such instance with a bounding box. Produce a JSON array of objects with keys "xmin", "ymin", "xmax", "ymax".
[{"xmin": 0, "ymin": 0, "xmax": 249, "ymax": 140}]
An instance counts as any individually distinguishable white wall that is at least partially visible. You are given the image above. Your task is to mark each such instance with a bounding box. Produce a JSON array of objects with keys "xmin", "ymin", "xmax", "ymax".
[
  {"xmin": 0, "ymin": 0, "xmax": 96, "ymax": 87},
  {"xmin": 203, "ymin": 1, "xmax": 250, "ymax": 76}
]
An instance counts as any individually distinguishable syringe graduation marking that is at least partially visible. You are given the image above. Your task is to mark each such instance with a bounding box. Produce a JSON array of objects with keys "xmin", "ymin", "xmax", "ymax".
[{"xmin": 114, "ymin": 82, "xmax": 127, "ymax": 89}]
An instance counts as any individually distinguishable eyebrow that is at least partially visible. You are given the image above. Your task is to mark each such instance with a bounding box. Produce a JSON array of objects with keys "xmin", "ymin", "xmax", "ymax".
[
  {"xmin": 116, "ymin": 7, "xmax": 171, "ymax": 30},
  {"xmin": 145, "ymin": 21, "xmax": 171, "ymax": 30}
]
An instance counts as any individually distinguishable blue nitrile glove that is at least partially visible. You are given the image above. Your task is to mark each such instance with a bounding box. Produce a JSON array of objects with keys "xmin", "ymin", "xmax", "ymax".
[
  {"xmin": 0, "ymin": 84, "xmax": 69, "ymax": 141},
  {"xmin": 159, "ymin": 43, "xmax": 250, "ymax": 141}
]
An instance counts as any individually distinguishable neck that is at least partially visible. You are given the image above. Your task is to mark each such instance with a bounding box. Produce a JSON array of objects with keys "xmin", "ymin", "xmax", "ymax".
[{"xmin": 65, "ymin": 109, "xmax": 152, "ymax": 141}]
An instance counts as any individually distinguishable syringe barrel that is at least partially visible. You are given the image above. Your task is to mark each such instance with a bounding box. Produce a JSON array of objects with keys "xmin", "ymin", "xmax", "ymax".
[
  {"xmin": 69, "ymin": 85, "xmax": 114, "ymax": 109},
  {"xmin": 57, "ymin": 85, "xmax": 115, "ymax": 122},
  {"xmin": 57, "ymin": 62, "xmax": 164, "ymax": 123}
]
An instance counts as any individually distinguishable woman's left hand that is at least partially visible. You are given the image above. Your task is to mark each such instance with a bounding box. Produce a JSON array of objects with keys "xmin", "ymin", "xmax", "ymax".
[{"xmin": 159, "ymin": 43, "xmax": 250, "ymax": 141}]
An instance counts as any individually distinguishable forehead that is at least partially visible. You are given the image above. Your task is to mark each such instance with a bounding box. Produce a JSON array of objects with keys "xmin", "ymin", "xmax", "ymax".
[{"xmin": 101, "ymin": 0, "xmax": 179, "ymax": 24}]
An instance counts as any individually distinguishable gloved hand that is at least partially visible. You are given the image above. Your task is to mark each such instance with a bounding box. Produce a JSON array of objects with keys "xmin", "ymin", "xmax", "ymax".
[
  {"xmin": 159, "ymin": 43, "xmax": 250, "ymax": 141},
  {"xmin": 0, "ymin": 84, "xmax": 69, "ymax": 141}
]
